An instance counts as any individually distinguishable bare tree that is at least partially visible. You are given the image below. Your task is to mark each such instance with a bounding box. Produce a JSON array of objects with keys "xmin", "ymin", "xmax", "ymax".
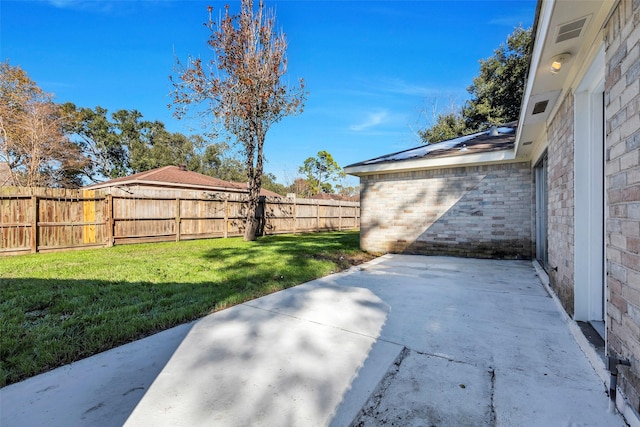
[
  {"xmin": 170, "ymin": 0, "xmax": 306, "ymax": 240},
  {"xmin": 287, "ymin": 177, "xmax": 313, "ymax": 198},
  {"xmin": 0, "ymin": 61, "xmax": 86, "ymax": 187}
]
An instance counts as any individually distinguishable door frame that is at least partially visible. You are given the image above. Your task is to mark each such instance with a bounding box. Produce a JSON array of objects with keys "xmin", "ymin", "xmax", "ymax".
[
  {"xmin": 534, "ymin": 153, "xmax": 548, "ymax": 270},
  {"xmin": 573, "ymin": 47, "xmax": 606, "ymax": 326}
]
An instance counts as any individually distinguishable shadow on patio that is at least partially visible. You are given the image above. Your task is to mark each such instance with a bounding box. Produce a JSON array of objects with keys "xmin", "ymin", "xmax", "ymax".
[{"xmin": 1, "ymin": 255, "xmax": 625, "ymax": 426}]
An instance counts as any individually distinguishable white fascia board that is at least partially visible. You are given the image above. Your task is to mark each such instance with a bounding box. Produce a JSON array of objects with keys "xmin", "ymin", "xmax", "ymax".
[
  {"xmin": 515, "ymin": 0, "xmax": 556, "ymax": 154},
  {"xmin": 344, "ymin": 150, "xmax": 517, "ymax": 176}
]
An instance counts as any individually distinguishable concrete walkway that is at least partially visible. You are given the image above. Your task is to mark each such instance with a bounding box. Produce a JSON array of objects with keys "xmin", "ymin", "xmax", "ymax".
[{"xmin": 0, "ymin": 255, "xmax": 626, "ymax": 426}]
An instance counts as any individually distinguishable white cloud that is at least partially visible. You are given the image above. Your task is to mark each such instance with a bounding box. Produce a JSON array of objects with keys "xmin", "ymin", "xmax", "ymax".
[
  {"xmin": 48, "ymin": 0, "xmax": 91, "ymax": 8},
  {"xmin": 380, "ymin": 78, "xmax": 472, "ymax": 99},
  {"xmin": 382, "ymin": 78, "xmax": 439, "ymax": 97},
  {"xmin": 48, "ymin": 0, "xmax": 71, "ymax": 6},
  {"xmin": 349, "ymin": 110, "xmax": 389, "ymax": 132},
  {"xmin": 46, "ymin": 0, "xmax": 124, "ymax": 13}
]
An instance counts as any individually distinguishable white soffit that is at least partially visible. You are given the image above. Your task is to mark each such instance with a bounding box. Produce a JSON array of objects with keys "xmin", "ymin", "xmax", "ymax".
[
  {"xmin": 516, "ymin": 0, "xmax": 611, "ymax": 157},
  {"xmin": 522, "ymin": 90, "xmax": 563, "ymax": 125}
]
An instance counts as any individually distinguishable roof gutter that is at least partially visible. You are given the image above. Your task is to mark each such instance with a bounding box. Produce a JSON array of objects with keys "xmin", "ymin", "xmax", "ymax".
[
  {"xmin": 515, "ymin": 0, "xmax": 554, "ymax": 154},
  {"xmin": 345, "ymin": 149, "xmax": 518, "ymax": 176}
]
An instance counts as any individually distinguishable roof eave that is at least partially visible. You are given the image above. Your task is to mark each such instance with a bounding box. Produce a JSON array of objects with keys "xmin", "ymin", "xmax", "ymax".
[
  {"xmin": 515, "ymin": 0, "xmax": 554, "ymax": 155},
  {"xmin": 345, "ymin": 149, "xmax": 518, "ymax": 176},
  {"xmin": 515, "ymin": 0, "xmax": 617, "ymax": 160},
  {"xmin": 85, "ymin": 179, "xmax": 247, "ymax": 193}
]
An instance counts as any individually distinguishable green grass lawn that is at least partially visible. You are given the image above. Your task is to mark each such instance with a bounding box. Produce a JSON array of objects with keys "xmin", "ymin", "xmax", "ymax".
[{"xmin": 0, "ymin": 231, "xmax": 375, "ymax": 387}]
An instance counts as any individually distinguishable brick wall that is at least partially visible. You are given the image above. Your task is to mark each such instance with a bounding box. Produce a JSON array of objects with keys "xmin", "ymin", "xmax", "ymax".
[
  {"xmin": 605, "ymin": 0, "xmax": 640, "ymax": 412},
  {"xmin": 546, "ymin": 94, "xmax": 576, "ymax": 316},
  {"xmin": 359, "ymin": 162, "xmax": 533, "ymax": 259}
]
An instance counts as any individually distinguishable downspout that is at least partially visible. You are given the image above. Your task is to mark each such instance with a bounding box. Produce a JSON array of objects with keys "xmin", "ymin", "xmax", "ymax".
[{"xmin": 608, "ymin": 356, "xmax": 631, "ymax": 411}]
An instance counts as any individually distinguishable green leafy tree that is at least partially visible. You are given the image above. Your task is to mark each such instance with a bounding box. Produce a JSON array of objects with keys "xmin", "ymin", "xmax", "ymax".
[
  {"xmin": 199, "ymin": 142, "xmax": 286, "ymax": 194},
  {"xmin": 170, "ymin": 0, "xmax": 306, "ymax": 241},
  {"xmin": 463, "ymin": 26, "xmax": 532, "ymax": 130},
  {"xmin": 298, "ymin": 150, "xmax": 345, "ymax": 195},
  {"xmin": 419, "ymin": 26, "xmax": 532, "ymax": 144},
  {"xmin": 111, "ymin": 109, "xmax": 149, "ymax": 174},
  {"xmin": 200, "ymin": 142, "xmax": 249, "ymax": 182},
  {"xmin": 129, "ymin": 122, "xmax": 203, "ymax": 173},
  {"xmin": 261, "ymin": 172, "xmax": 287, "ymax": 195},
  {"xmin": 65, "ymin": 104, "xmax": 208, "ymax": 180},
  {"xmin": 418, "ymin": 111, "xmax": 467, "ymax": 144},
  {"xmin": 62, "ymin": 103, "xmax": 129, "ymax": 180}
]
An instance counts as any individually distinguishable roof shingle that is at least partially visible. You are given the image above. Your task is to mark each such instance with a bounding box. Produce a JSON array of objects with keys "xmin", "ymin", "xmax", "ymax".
[
  {"xmin": 346, "ymin": 122, "xmax": 517, "ymax": 169},
  {"xmin": 84, "ymin": 165, "xmax": 281, "ymax": 197}
]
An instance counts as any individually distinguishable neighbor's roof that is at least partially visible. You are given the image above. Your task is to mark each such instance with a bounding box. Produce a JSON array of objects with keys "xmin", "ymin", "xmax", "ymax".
[
  {"xmin": 84, "ymin": 165, "xmax": 282, "ymax": 197},
  {"xmin": 345, "ymin": 122, "xmax": 518, "ymax": 176}
]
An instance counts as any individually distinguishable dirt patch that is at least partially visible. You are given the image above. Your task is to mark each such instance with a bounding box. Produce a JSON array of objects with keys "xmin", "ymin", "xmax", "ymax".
[
  {"xmin": 309, "ymin": 251, "xmax": 378, "ymax": 270},
  {"xmin": 352, "ymin": 350, "xmax": 494, "ymax": 427}
]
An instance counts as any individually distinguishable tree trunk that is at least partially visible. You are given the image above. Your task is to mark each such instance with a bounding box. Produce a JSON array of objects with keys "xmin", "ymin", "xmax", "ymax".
[
  {"xmin": 243, "ymin": 163, "xmax": 261, "ymax": 241},
  {"xmin": 243, "ymin": 193, "xmax": 259, "ymax": 241},
  {"xmin": 243, "ymin": 132, "xmax": 264, "ymax": 241}
]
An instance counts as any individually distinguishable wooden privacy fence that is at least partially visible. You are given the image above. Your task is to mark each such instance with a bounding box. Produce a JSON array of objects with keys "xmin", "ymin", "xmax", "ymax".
[{"xmin": 0, "ymin": 187, "xmax": 359, "ymax": 255}]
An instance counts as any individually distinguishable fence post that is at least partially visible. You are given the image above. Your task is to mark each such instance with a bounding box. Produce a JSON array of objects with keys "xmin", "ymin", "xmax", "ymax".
[
  {"xmin": 293, "ymin": 199, "xmax": 297, "ymax": 234},
  {"xmin": 339, "ymin": 202, "xmax": 342, "ymax": 231},
  {"xmin": 316, "ymin": 201, "xmax": 320, "ymax": 231},
  {"xmin": 175, "ymin": 198, "xmax": 181, "ymax": 242},
  {"xmin": 30, "ymin": 195, "xmax": 38, "ymax": 253},
  {"xmin": 106, "ymin": 194, "xmax": 114, "ymax": 247},
  {"xmin": 223, "ymin": 199, "xmax": 229, "ymax": 238}
]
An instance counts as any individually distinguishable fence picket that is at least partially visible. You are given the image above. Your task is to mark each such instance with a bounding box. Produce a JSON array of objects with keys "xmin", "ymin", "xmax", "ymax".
[{"xmin": 0, "ymin": 187, "xmax": 359, "ymax": 255}]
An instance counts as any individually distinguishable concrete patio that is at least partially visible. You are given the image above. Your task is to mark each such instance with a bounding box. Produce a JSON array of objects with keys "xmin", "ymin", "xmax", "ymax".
[{"xmin": 0, "ymin": 254, "xmax": 626, "ymax": 426}]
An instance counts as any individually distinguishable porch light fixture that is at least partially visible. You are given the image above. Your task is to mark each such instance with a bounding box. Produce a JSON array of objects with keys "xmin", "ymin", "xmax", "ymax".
[{"xmin": 550, "ymin": 53, "xmax": 571, "ymax": 74}]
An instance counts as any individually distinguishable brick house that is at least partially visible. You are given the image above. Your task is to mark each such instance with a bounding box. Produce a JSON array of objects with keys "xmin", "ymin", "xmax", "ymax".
[
  {"xmin": 345, "ymin": 123, "xmax": 532, "ymax": 259},
  {"xmin": 346, "ymin": 0, "xmax": 640, "ymax": 422}
]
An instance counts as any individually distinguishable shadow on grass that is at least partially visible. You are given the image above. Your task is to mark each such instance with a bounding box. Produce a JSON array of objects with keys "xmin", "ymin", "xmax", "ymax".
[
  {"xmin": 0, "ymin": 232, "xmax": 372, "ymax": 387},
  {"xmin": 1, "ymin": 256, "xmax": 390, "ymax": 427},
  {"xmin": 1, "ymin": 278, "xmax": 238, "ymax": 387},
  {"xmin": 201, "ymin": 231, "xmax": 369, "ymax": 274},
  {"xmin": 0, "ymin": 230, "xmax": 378, "ymax": 425}
]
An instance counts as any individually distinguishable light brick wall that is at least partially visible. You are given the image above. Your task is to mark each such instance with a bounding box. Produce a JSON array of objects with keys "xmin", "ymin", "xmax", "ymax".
[
  {"xmin": 359, "ymin": 162, "xmax": 533, "ymax": 259},
  {"xmin": 605, "ymin": 0, "xmax": 640, "ymax": 412},
  {"xmin": 546, "ymin": 94, "xmax": 576, "ymax": 316}
]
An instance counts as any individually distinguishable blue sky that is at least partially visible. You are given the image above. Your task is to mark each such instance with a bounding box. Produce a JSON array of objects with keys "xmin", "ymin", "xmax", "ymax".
[{"xmin": 1, "ymin": 0, "xmax": 535, "ymax": 187}]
